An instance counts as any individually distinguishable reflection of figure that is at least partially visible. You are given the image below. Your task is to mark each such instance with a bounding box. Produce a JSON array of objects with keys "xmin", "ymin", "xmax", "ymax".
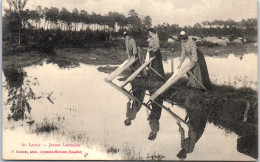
[
  {"xmin": 146, "ymin": 28, "xmax": 165, "ymax": 140},
  {"xmin": 124, "ymin": 31, "xmax": 144, "ymax": 66},
  {"xmin": 124, "ymin": 29, "xmax": 165, "ymax": 141},
  {"xmin": 3, "ymin": 68, "xmax": 34, "ymax": 122},
  {"xmin": 38, "ymin": 30, "xmax": 58, "ymax": 55},
  {"xmin": 177, "ymin": 110, "xmax": 207, "ymax": 159},
  {"xmin": 237, "ymin": 132, "xmax": 258, "ymax": 159},
  {"xmin": 177, "ymin": 31, "xmax": 211, "ymax": 89},
  {"xmin": 123, "ymin": 31, "xmax": 146, "ymax": 126},
  {"xmin": 147, "ymin": 28, "xmax": 165, "ymax": 79},
  {"xmin": 46, "ymin": 57, "xmax": 80, "ymax": 69}
]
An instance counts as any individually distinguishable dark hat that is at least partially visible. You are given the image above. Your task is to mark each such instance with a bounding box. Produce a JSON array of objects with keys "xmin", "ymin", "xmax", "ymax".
[
  {"xmin": 178, "ymin": 31, "xmax": 188, "ymax": 40},
  {"xmin": 169, "ymin": 36, "xmax": 174, "ymax": 39},
  {"xmin": 123, "ymin": 31, "xmax": 130, "ymax": 37},
  {"xmin": 148, "ymin": 28, "xmax": 156, "ymax": 34},
  {"xmin": 177, "ymin": 149, "xmax": 187, "ymax": 159}
]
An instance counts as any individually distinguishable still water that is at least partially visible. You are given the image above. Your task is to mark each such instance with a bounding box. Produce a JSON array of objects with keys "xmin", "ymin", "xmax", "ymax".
[
  {"xmin": 2, "ymin": 53, "xmax": 257, "ymax": 160},
  {"xmin": 163, "ymin": 53, "xmax": 258, "ymax": 90}
]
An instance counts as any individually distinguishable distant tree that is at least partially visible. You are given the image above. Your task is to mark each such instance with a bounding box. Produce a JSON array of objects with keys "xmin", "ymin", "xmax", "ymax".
[
  {"xmin": 59, "ymin": 7, "xmax": 72, "ymax": 30},
  {"xmin": 202, "ymin": 21, "xmax": 210, "ymax": 28},
  {"xmin": 90, "ymin": 12, "xmax": 98, "ymax": 30},
  {"xmin": 29, "ymin": 10, "xmax": 40, "ymax": 29},
  {"xmin": 127, "ymin": 9, "xmax": 142, "ymax": 32},
  {"xmin": 35, "ymin": 6, "xmax": 43, "ymax": 28},
  {"xmin": 107, "ymin": 11, "xmax": 127, "ymax": 30},
  {"xmin": 95, "ymin": 14, "xmax": 103, "ymax": 30},
  {"xmin": 5, "ymin": 0, "xmax": 28, "ymax": 44},
  {"xmin": 79, "ymin": 10, "xmax": 89, "ymax": 30},
  {"xmin": 193, "ymin": 23, "xmax": 202, "ymax": 29},
  {"xmin": 226, "ymin": 19, "xmax": 237, "ymax": 28},
  {"xmin": 142, "ymin": 15, "xmax": 152, "ymax": 30},
  {"xmin": 43, "ymin": 7, "xmax": 50, "ymax": 29},
  {"xmin": 48, "ymin": 7, "xmax": 59, "ymax": 29},
  {"xmin": 20, "ymin": 9, "xmax": 30, "ymax": 28},
  {"xmin": 246, "ymin": 18, "xmax": 257, "ymax": 29},
  {"xmin": 72, "ymin": 8, "xmax": 79, "ymax": 31},
  {"xmin": 239, "ymin": 19, "xmax": 247, "ymax": 29}
]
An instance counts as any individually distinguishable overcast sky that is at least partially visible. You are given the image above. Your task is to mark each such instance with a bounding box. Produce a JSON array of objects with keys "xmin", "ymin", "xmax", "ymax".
[{"xmin": 2, "ymin": 0, "xmax": 258, "ymax": 26}]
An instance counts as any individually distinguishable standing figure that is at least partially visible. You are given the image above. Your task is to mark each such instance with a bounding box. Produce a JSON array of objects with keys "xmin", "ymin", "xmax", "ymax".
[
  {"xmin": 177, "ymin": 31, "xmax": 211, "ymax": 90},
  {"xmin": 123, "ymin": 29, "xmax": 165, "ymax": 141},
  {"xmin": 147, "ymin": 28, "xmax": 165, "ymax": 79},
  {"xmin": 177, "ymin": 109, "xmax": 207, "ymax": 159},
  {"xmin": 146, "ymin": 28, "xmax": 165, "ymax": 140},
  {"xmin": 123, "ymin": 31, "xmax": 146, "ymax": 126}
]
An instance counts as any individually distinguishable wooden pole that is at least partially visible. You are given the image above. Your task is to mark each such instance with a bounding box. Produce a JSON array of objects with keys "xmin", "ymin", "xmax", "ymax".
[
  {"xmin": 171, "ymin": 57, "xmax": 174, "ymax": 75},
  {"xmin": 187, "ymin": 71, "xmax": 208, "ymax": 91},
  {"xmin": 152, "ymin": 101, "xmax": 192, "ymax": 128}
]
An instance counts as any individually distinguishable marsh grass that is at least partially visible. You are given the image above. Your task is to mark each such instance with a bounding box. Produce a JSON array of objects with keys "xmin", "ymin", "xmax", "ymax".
[
  {"xmin": 103, "ymin": 144, "xmax": 120, "ymax": 154},
  {"xmin": 3, "ymin": 42, "xmax": 257, "ymax": 69},
  {"xmin": 121, "ymin": 142, "xmax": 143, "ymax": 160},
  {"xmin": 117, "ymin": 74, "xmax": 258, "ymax": 136},
  {"xmin": 2, "ymin": 51, "xmax": 45, "ymax": 69},
  {"xmin": 146, "ymin": 152, "xmax": 166, "ymax": 161},
  {"xmin": 34, "ymin": 118, "xmax": 59, "ymax": 134},
  {"xmin": 162, "ymin": 78, "xmax": 258, "ymax": 136}
]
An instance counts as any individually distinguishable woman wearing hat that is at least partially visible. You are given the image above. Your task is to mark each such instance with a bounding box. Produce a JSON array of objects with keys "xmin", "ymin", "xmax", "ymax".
[
  {"xmin": 146, "ymin": 28, "xmax": 165, "ymax": 140},
  {"xmin": 177, "ymin": 31, "xmax": 211, "ymax": 89},
  {"xmin": 123, "ymin": 31, "xmax": 146, "ymax": 127},
  {"xmin": 176, "ymin": 109, "xmax": 207, "ymax": 159},
  {"xmin": 124, "ymin": 31, "xmax": 145, "ymax": 69},
  {"xmin": 147, "ymin": 28, "xmax": 165, "ymax": 78}
]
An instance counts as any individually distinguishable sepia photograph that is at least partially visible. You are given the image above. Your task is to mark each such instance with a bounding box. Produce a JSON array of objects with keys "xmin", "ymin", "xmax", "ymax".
[{"xmin": 1, "ymin": 0, "xmax": 258, "ymax": 160}]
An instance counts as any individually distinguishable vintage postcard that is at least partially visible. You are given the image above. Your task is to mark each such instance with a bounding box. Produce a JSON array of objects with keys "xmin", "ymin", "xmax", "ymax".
[{"xmin": 2, "ymin": 0, "xmax": 258, "ymax": 161}]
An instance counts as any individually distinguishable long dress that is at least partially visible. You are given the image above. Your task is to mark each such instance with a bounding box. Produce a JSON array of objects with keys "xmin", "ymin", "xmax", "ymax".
[
  {"xmin": 148, "ymin": 34, "xmax": 165, "ymax": 80},
  {"xmin": 125, "ymin": 37, "xmax": 144, "ymax": 70},
  {"xmin": 180, "ymin": 38, "xmax": 211, "ymax": 89},
  {"xmin": 125, "ymin": 34, "xmax": 165, "ymax": 133},
  {"xmin": 147, "ymin": 33, "xmax": 165, "ymax": 133},
  {"xmin": 125, "ymin": 37, "xmax": 145, "ymax": 120},
  {"xmin": 178, "ymin": 109, "xmax": 207, "ymax": 156}
]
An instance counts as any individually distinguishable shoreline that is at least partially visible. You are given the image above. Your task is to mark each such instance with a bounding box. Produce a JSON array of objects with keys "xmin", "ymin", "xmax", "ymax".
[{"xmin": 2, "ymin": 43, "xmax": 257, "ymax": 69}]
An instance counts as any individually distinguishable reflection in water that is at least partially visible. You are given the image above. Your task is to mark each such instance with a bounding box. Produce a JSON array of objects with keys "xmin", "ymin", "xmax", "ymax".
[
  {"xmin": 163, "ymin": 53, "xmax": 258, "ymax": 90},
  {"xmin": 3, "ymin": 57, "xmax": 80, "ymax": 122},
  {"xmin": 237, "ymin": 132, "xmax": 258, "ymax": 159},
  {"xmin": 3, "ymin": 68, "xmax": 35, "ymax": 122},
  {"xmin": 2, "ymin": 54, "xmax": 257, "ymax": 160},
  {"xmin": 175, "ymin": 105, "xmax": 257, "ymax": 160},
  {"xmin": 176, "ymin": 109, "xmax": 207, "ymax": 159},
  {"xmin": 46, "ymin": 56, "xmax": 80, "ymax": 69}
]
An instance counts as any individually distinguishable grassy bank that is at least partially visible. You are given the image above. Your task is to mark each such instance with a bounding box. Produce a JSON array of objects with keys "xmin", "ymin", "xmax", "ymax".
[
  {"xmin": 2, "ymin": 39, "xmax": 257, "ymax": 69},
  {"xmin": 98, "ymin": 66, "xmax": 257, "ymax": 139},
  {"xmin": 54, "ymin": 42, "xmax": 258, "ymax": 65},
  {"xmin": 2, "ymin": 51, "xmax": 45, "ymax": 69}
]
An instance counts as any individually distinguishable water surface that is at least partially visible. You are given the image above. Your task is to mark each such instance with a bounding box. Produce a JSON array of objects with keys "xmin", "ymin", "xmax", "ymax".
[{"xmin": 2, "ymin": 53, "xmax": 257, "ymax": 160}]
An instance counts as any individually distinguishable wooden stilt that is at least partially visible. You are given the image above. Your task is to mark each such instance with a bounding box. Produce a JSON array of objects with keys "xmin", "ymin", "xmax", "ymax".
[
  {"xmin": 151, "ymin": 101, "xmax": 192, "ymax": 128},
  {"xmin": 150, "ymin": 61, "xmax": 196, "ymax": 101},
  {"xmin": 187, "ymin": 71, "xmax": 208, "ymax": 91},
  {"xmin": 149, "ymin": 67, "xmax": 167, "ymax": 81},
  {"xmin": 105, "ymin": 81, "xmax": 138, "ymax": 101},
  {"xmin": 105, "ymin": 57, "xmax": 137, "ymax": 82},
  {"xmin": 120, "ymin": 57, "xmax": 155, "ymax": 88}
]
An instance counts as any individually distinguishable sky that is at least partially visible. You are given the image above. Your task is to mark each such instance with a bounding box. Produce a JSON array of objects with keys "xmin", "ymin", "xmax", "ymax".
[{"xmin": 2, "ymin": 0, "xmax": 258, "ymax": 26}]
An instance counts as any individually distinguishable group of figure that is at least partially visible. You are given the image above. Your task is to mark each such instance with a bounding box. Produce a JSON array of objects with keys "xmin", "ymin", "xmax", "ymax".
[
  {"xmin": 122, "ymin": 28, "xmax": 211, "ymax": 158},
  {"xmin": 123, "ymin": 28, "xmax": 165, "ymax": 140}
]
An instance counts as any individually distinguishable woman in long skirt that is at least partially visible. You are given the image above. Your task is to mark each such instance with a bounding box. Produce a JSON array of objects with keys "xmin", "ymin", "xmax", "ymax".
[
  {"xmin": 177, "ymin": 31, "xmax": 211, "ymax": 90},
  {"xmin": 146, "ymin": 28, "xmax": 165, "ymax": 140}
]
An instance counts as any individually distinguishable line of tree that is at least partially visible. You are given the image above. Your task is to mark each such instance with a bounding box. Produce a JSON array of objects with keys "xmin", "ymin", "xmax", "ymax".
[
  {"xmin": 201, "ymin": 19, "xmax": 257, "ymax": 29},
  {"xmin": 155, "ymin": 18, "xmax": 257, "ymax": 42},
  {"xmin": 3, "ymin": 0, "xmax": 152, "ymax": 33},
  {"xmin": 3, "ymin": 0, "xmax": 257, "ymax": 46}
]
